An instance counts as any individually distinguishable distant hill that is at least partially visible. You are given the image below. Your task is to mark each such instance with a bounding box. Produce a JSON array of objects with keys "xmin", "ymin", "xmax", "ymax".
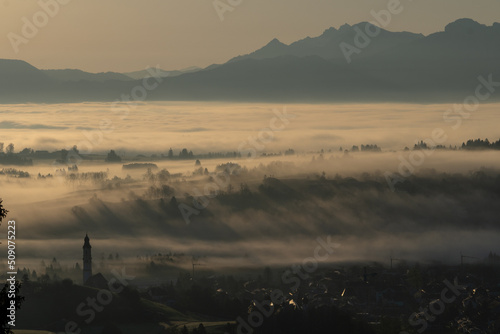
[
  {"xmin": 123, "ymin": 66, "xmax": 202, "ymax": 80},
  {"xmin": 0, "ymin": 59, "xmax": 136, "ymax": 103},
  {"xmin": 0, "ymin": 59, "xmax": 57, "ymax": 103},
  {"xmin": 0, "ymin": 59, "xmax": 48, "ymax": 83},
  {"xmin": 1, "ymin": 18, "xmax": 499, "ymax": 103},
  {"xmin": 43, "ymin": 69, "xmax": 134, "ymax": 82}
]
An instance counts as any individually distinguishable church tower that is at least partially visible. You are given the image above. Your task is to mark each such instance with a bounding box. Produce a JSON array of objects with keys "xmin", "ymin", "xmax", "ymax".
[{"xmin": 83, "ymin": 234, "xmax": 92, "ymax": 284}]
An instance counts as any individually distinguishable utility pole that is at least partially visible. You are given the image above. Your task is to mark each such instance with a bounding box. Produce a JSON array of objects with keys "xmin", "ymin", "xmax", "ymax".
[
  {"xmin": 192, "ymin": 261, "xmax": 203, "ymax": 280},
  {"xmin": 460, "ymin": 252, "xmax": 478, "ymax": 271}
]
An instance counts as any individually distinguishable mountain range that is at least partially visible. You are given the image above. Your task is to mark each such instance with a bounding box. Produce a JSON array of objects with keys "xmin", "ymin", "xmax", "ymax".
[{"xmin": 1, "ymin": 18, "xmax": 499, "ymax": 103}]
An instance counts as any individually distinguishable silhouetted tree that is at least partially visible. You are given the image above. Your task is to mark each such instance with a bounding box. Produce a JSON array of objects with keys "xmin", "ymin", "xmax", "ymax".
[
  {"xmin": 179, "ymin": 148, "xmax": 189, "ymax": 158},
  {"xmin": 157, "ymin": 169, "xmax": 170, "ymax": 183},
  {"xmin": 59, "ymin": 149, "xmax": 69, "ymax": 163},
  {"xmin": 5, "ymin": 143, "xmax": 14, "ymax": 155},
  {"xmin": 170, "ymin": 196, "xmax": 178, "ymax": 207},
  {"xmin": 105, "ymin": 150, "xmax": 122, "ymax": 162},
  {"xmin": 461, "ymin": 137, "xmax": 500, "ymax": 150},
  {"xmin": 193, "ymin": 324, "xmax": 207, "ymax": 334},
  {"xmin": 144, "ymin": 185, "xmax": 174, "ymax": 199},
  {"xmin": 413, "ymin": 140, "xmax": 428, "ymax": 150},
  {"xmin": 0, "ymin": 200, "xmax": 7, "ymax": 221}
]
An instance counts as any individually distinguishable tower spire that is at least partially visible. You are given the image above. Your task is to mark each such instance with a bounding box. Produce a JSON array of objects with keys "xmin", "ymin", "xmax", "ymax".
[{"xmin": 83, "ymin": 233, "xmax": 92, "ymax": 284}]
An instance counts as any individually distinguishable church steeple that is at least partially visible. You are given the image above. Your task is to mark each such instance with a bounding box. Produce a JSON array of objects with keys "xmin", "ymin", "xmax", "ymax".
[
  {"xmin": 83, "ymin": 233, "xmax": 92, "ymax": 284},
  {"xmin": 84, "ymin": 233, "xmax": 91, "ymax": 247}
]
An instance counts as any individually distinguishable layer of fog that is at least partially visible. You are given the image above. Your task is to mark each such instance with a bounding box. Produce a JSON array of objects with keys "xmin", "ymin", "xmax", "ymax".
[
  {"xmin": 1, "ymin": 151, "xmax": 499, "ymax": 272},
  {"xmin": 1, "ymin": 102, "xmax": 499, "ymax": 154},
  {"xmin": 1, "ymin": 102, "xmax": 499, "ymax": 274}
]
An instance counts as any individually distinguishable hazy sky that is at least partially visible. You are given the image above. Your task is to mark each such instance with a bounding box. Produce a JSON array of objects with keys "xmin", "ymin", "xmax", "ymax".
[{"xmin": 1, "ymin": 0, "xmax": 499, "ymax": 72}]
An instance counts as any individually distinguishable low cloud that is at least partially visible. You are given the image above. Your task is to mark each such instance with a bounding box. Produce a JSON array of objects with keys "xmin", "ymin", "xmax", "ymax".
[{"xmin": 0, "ymin": 121, "xmax": 68, "ymax": 130}]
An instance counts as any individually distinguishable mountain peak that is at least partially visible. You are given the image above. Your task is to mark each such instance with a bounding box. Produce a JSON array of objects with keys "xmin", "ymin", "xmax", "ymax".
[
  {"xmin": 338, "ymin": 22, "xmax": 383, "ymax": 34},
  {"xmin": 0, "ymin": 58, "xmax": 41, "ymax": 74},
  {"xmin": 444, "ymin": 18, "xmax": 487, "ymax": 34},
  {"xmin": 338, "ymin": 23, "xmax": 352, "ymax": 32},
  {"xmin": 320, "ymin": 27, "xmax": 337, "ymax": 37},
  {"xmin": 266, "ymin": 38, "xmax": 286, "ymax": 47}
]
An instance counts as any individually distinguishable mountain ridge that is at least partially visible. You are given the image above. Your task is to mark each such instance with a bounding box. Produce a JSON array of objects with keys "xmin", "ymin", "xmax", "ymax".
[{"xmin": 1, "ymin": 18, "xmax": 499, "ymax": 104}]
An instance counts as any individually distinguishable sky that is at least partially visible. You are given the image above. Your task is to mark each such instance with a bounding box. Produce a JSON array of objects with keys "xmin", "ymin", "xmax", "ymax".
[{"xmin": 1, "ymin": 0, "xmax": 499, "ymax": 73}]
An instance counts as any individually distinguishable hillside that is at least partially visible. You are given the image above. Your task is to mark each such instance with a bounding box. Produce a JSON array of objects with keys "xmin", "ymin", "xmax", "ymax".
[{"xmin": 17, "ymin": 280, "xmax": 194, "ymax": 333}]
